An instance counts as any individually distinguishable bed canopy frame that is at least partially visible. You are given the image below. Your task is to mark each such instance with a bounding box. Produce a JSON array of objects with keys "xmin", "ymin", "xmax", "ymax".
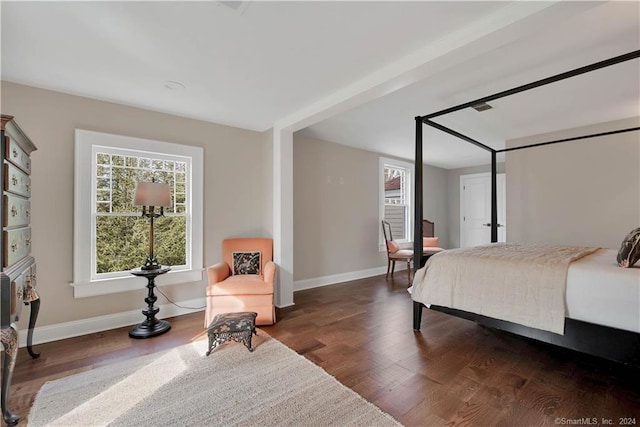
[{"xmin": 412, "ymin": 49, "xmax": 640, "ymax": 368}]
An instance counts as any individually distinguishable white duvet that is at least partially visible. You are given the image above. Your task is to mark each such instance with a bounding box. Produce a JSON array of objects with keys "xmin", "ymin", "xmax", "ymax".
[
  {"xmin": 410, "ymin": 243, "xmax": 600, "ymax": 335},
  {"xmin": 566, "ymin": 248, "xmax": 640, "ymax": 333}
]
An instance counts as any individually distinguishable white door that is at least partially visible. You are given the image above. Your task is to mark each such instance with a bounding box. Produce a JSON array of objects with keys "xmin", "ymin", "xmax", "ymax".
[{"xmin": 460, "ymin": 173, "xmax": 506, "ymax": 247}]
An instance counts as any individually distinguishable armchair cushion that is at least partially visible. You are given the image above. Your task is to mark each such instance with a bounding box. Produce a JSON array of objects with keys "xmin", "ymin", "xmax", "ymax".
[
  {"xmin": 207, "ymin": 275, "xmax": 273, "ymax": 296},
  {"xmin": 232, "ymin": 251, "xmax": 261, "ymax": 275}
]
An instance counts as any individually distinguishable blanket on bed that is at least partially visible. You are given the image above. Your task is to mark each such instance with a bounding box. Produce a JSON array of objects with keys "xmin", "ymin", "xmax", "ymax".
[{"xmin": 411, "ymin": 243, "xmax": 599, "ymax": 334}]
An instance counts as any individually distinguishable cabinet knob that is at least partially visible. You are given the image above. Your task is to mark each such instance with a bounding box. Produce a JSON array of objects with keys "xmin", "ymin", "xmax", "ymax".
[
  {"xmin": 11, "ymin": 175, "xmax": 18, "ymax": 185},
  {"xmin": 12, "ymin": 148, "xmax": 18, "ymax": 158},
  {"xmin": 11, "ymin": 242, "xmax": 18, "ymax": 252},
  {"xmin": 11, "ymin": 205, "xmax": 18, "ymax": 217},
  {"xmin": 25, "ymin": 209, "xmax": 31, "ymax": 217}
]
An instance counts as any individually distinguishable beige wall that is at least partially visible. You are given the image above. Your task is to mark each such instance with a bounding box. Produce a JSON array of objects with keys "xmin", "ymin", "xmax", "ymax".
[
  {"xmin": 292, "ymin": 134, "xmax": 449, "ymax": 282},
  {"xmin": 1, "ymin": 81, "xmax": 272, "ymax": 329},
  {"xmin": 506, "ymin": 117, "xmax": 640, "ymax": 248}
]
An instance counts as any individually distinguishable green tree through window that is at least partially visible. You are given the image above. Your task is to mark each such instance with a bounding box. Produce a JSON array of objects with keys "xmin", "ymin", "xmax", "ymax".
[{"xmin": 95, "ymin": 152, "xmax": 187, "ymax": 274}]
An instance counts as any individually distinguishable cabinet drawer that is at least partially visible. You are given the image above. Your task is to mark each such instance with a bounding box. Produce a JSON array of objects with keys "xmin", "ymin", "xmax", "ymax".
[
  {"xmin": 3, "ymin": 194, "xmax": 30, "ymax": 228},
  {"xmin": 3, "ymin": 227, "xmax": 31, "ymax": 268},
  {"xmin": 4, "ymin": 162, "xmax": 31, "ymax": 197},
  {"xmin": 5, "ymin": 136, "xmax": 31, "ymax": 174}
]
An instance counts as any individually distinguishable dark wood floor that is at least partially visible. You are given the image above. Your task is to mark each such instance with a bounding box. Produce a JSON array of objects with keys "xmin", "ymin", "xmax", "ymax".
[{"xmin": 7, "ymin": 274, "xmax": 640, "ymax": 426}]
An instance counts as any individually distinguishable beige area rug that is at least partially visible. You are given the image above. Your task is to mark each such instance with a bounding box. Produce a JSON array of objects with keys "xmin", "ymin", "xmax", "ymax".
[{"xmin": 29, "ymin": 330, "xmax": 401, "ymax": 427}]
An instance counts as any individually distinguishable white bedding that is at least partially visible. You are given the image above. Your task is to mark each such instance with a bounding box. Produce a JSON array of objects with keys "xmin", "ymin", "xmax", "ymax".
[
  {"xmin": 566, "ymin": 248, "xmax": 640, "ymax": 333},
  {"xmin": 411, "ymin": 244, "xmax": 640, "ymax": 335}
]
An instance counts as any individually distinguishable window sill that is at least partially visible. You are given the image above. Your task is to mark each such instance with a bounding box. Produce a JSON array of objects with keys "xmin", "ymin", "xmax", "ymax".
[{"xmin": 70, "ymin": 268, "xmax": 204, "ymax": 298}]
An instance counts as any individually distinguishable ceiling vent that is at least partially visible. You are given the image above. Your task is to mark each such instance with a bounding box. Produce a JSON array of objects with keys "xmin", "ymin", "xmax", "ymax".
[{"xmin": 471, "ymin": 102, "xmax": 493, "ymax": 112}]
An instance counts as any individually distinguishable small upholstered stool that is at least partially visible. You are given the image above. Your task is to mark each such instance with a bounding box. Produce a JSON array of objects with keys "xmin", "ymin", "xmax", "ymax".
[{"xmin": 206, "ymin": 311, "xmax": 257, "ymax": 356}]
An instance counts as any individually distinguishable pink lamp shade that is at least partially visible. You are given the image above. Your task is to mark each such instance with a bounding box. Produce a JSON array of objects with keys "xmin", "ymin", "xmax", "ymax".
[{"xmin": 133, "ymin": 182, "xmax": 171, "ymax": 207}]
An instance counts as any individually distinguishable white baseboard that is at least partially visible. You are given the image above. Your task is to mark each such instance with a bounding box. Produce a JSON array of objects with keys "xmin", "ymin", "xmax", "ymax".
[
  {"xmin": 19, "ymin": 297, "xmax": 206, "ymax": 348},
  {"xmin": 294, "ymin": 265, "xmax": 397, "ymax": 292},
  {"xmin": 19, "ymin": 266, "xmax": 399, "ymax": 347}
]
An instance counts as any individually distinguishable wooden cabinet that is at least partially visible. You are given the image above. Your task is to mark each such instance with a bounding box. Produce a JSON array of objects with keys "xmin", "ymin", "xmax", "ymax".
[{"xmin": 1, "ymin": 114, "xmax": 39, "ymax": 426}]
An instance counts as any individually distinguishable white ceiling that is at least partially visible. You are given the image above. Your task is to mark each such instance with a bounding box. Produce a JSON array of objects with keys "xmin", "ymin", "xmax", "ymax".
[{"xmin": 2, "ymin": 1, "xmax": 639, "ymax": 169}]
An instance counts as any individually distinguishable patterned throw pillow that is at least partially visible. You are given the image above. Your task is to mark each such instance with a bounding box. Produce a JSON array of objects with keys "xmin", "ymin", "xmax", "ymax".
[
  {"xmin": 617, "ymin": 227, "xmax": 640, "ymax": 268},
  {"xmin": 232, "ymin": 251, "xmax": 261, "ymax": 275}
]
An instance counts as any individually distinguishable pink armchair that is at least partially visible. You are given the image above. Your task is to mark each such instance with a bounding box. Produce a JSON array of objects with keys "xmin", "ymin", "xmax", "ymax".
[{"xmin": 205, "ymin": 238, "xmax": 276, "ymax": 327}]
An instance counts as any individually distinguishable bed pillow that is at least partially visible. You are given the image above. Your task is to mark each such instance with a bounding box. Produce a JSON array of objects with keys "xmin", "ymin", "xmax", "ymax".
[
  {"xmin": 232, "ymin": 251, "xmax": 261, "ymax": 275},
  {"xmin": 617, "ymin": 227, "xmax": 640, "ymax": 268},
  {"xmin": 423, "ymin": 237, "xmax": 440, "ymax": 248},
  {"xmin": 386, "ymin": 241, "xmax": 400, "ymax": 254}
]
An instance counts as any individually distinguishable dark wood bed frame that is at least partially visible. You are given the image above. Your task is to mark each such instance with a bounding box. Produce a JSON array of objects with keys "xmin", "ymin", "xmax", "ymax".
[{"xmin": 411, "ymin": 49, "xmax": 640, "ymax": 369}]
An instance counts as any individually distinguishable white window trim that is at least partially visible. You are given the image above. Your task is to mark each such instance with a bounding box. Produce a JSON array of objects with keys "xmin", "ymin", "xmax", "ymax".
[
  {"xmin": 379, "ymin": 157, "xmax": 414, "ymax": 252},
  {"xmin": 72, "ymin": 129, "xmax": 203, "ymax": 298}
]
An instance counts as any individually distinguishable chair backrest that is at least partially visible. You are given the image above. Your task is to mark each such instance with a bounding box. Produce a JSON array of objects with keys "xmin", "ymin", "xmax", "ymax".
[
  {"xmin": 222, "ymin": 238, "xmax": 273, "ymax": 275},
  {"xmin": 382, "ymin": 220, "xmax": 402, "ymax": 255},
  {"xmin": 381, "ymin": 220, "xmax": 393, "ymax": 242},
  {"xmin": 422, "ymin": 219, "xmax": 435, "ymax": 238}
]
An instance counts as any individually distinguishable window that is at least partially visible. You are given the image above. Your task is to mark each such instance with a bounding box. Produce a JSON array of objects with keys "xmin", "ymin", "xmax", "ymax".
[
  {"xmin": 94, "ymin": 151, "xmax": 187, "ymax": 275},
  {"xmin": 73, "ymin": 130, "xmax": 203, "ymax": 298},
  {"xmin": 379, "ymin": 158, "xmax": 413, "ymax": 246}
]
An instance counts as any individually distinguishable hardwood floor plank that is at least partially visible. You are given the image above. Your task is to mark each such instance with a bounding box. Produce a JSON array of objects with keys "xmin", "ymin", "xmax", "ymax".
[{"xmin": 5, "ymin": 273, "xmax": 640, "ymax": 426}]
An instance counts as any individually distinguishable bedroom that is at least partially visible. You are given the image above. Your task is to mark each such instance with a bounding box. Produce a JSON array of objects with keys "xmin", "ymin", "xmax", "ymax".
[{"xmin": 1, "ymin": 1, "xmax": 639, "ymax": 426}]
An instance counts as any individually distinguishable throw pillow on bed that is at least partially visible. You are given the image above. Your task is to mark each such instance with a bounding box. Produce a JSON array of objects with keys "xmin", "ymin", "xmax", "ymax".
[{"xmin": 617, "ymin": 227, "xmax": 640, "ymax": 268}]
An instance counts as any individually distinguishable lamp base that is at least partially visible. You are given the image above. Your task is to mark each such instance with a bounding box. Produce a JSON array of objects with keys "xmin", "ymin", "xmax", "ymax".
[
  {"xmin": 140, "ymin": 256, "xmax": 162, "ymax": 270},
  {"xmin": 129, "ymin": 319, "xmax": 171, "ymax": 339}
]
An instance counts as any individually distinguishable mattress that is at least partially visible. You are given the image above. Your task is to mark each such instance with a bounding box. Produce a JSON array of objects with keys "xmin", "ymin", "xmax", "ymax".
[{"xmin": 566, "ymin": 248, "xmax": 640, "ymax": 333}]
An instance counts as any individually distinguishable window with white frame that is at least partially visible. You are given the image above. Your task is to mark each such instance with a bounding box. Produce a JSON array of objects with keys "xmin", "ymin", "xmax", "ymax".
[
  {"xmin": 72, "ymin": 130, "xmax": 203, "ymax": 298},
  {"xmin": 379, "ymin": 158, "xmax": 413, "ymax": 244}
]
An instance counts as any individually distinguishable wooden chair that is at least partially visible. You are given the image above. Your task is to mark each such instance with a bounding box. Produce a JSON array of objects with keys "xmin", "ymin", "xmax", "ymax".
[{"xmin": 381, "ymin": 220, "xmax": 413, "ymax": 284}]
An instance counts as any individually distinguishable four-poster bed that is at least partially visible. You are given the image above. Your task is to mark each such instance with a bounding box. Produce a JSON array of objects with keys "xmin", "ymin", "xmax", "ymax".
[{"xmin": 411, "ymin": 50, "xmax": 640, "ymax": 368}]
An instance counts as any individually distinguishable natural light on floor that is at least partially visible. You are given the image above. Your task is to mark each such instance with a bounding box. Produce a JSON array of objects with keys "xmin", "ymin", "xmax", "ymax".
[{"xmin": 45, "ymin": 342, "xmax": 206, "ymax": 426}]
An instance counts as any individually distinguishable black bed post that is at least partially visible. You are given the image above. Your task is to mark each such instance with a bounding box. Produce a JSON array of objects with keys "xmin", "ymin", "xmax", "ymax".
[
  {"xmin": 413, "ymin": 117, "xmax": 424, "ymax": 331},
  {"xmin": 414, "ymin": 117, "xmax": 424, "ymax": 272},
  {"xmin": 491, "ymin": 150, "xmax": 498, "ymax": 243}
]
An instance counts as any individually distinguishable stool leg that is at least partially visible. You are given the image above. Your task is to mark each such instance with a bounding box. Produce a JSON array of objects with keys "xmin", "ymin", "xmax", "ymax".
[
  {"xmin": 242, "ymin": 331, "xmax": 253, "ymax": 352},
  {"xmin": 206, "ymin": 331, "xmax": 218, "ymax": 356}
]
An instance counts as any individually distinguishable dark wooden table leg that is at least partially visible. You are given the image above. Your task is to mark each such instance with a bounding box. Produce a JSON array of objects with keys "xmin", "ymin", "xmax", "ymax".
[
  {"xmin": 26, "ymin": 297, "xmax": 40, "ymax": 359},
  {"xmin": 129, "ymin": 268, "xmax": 171, "ymax": 339},
  {"xmin": 1, "ymin": 325, "xmax": 20, "ymax": 426}
]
